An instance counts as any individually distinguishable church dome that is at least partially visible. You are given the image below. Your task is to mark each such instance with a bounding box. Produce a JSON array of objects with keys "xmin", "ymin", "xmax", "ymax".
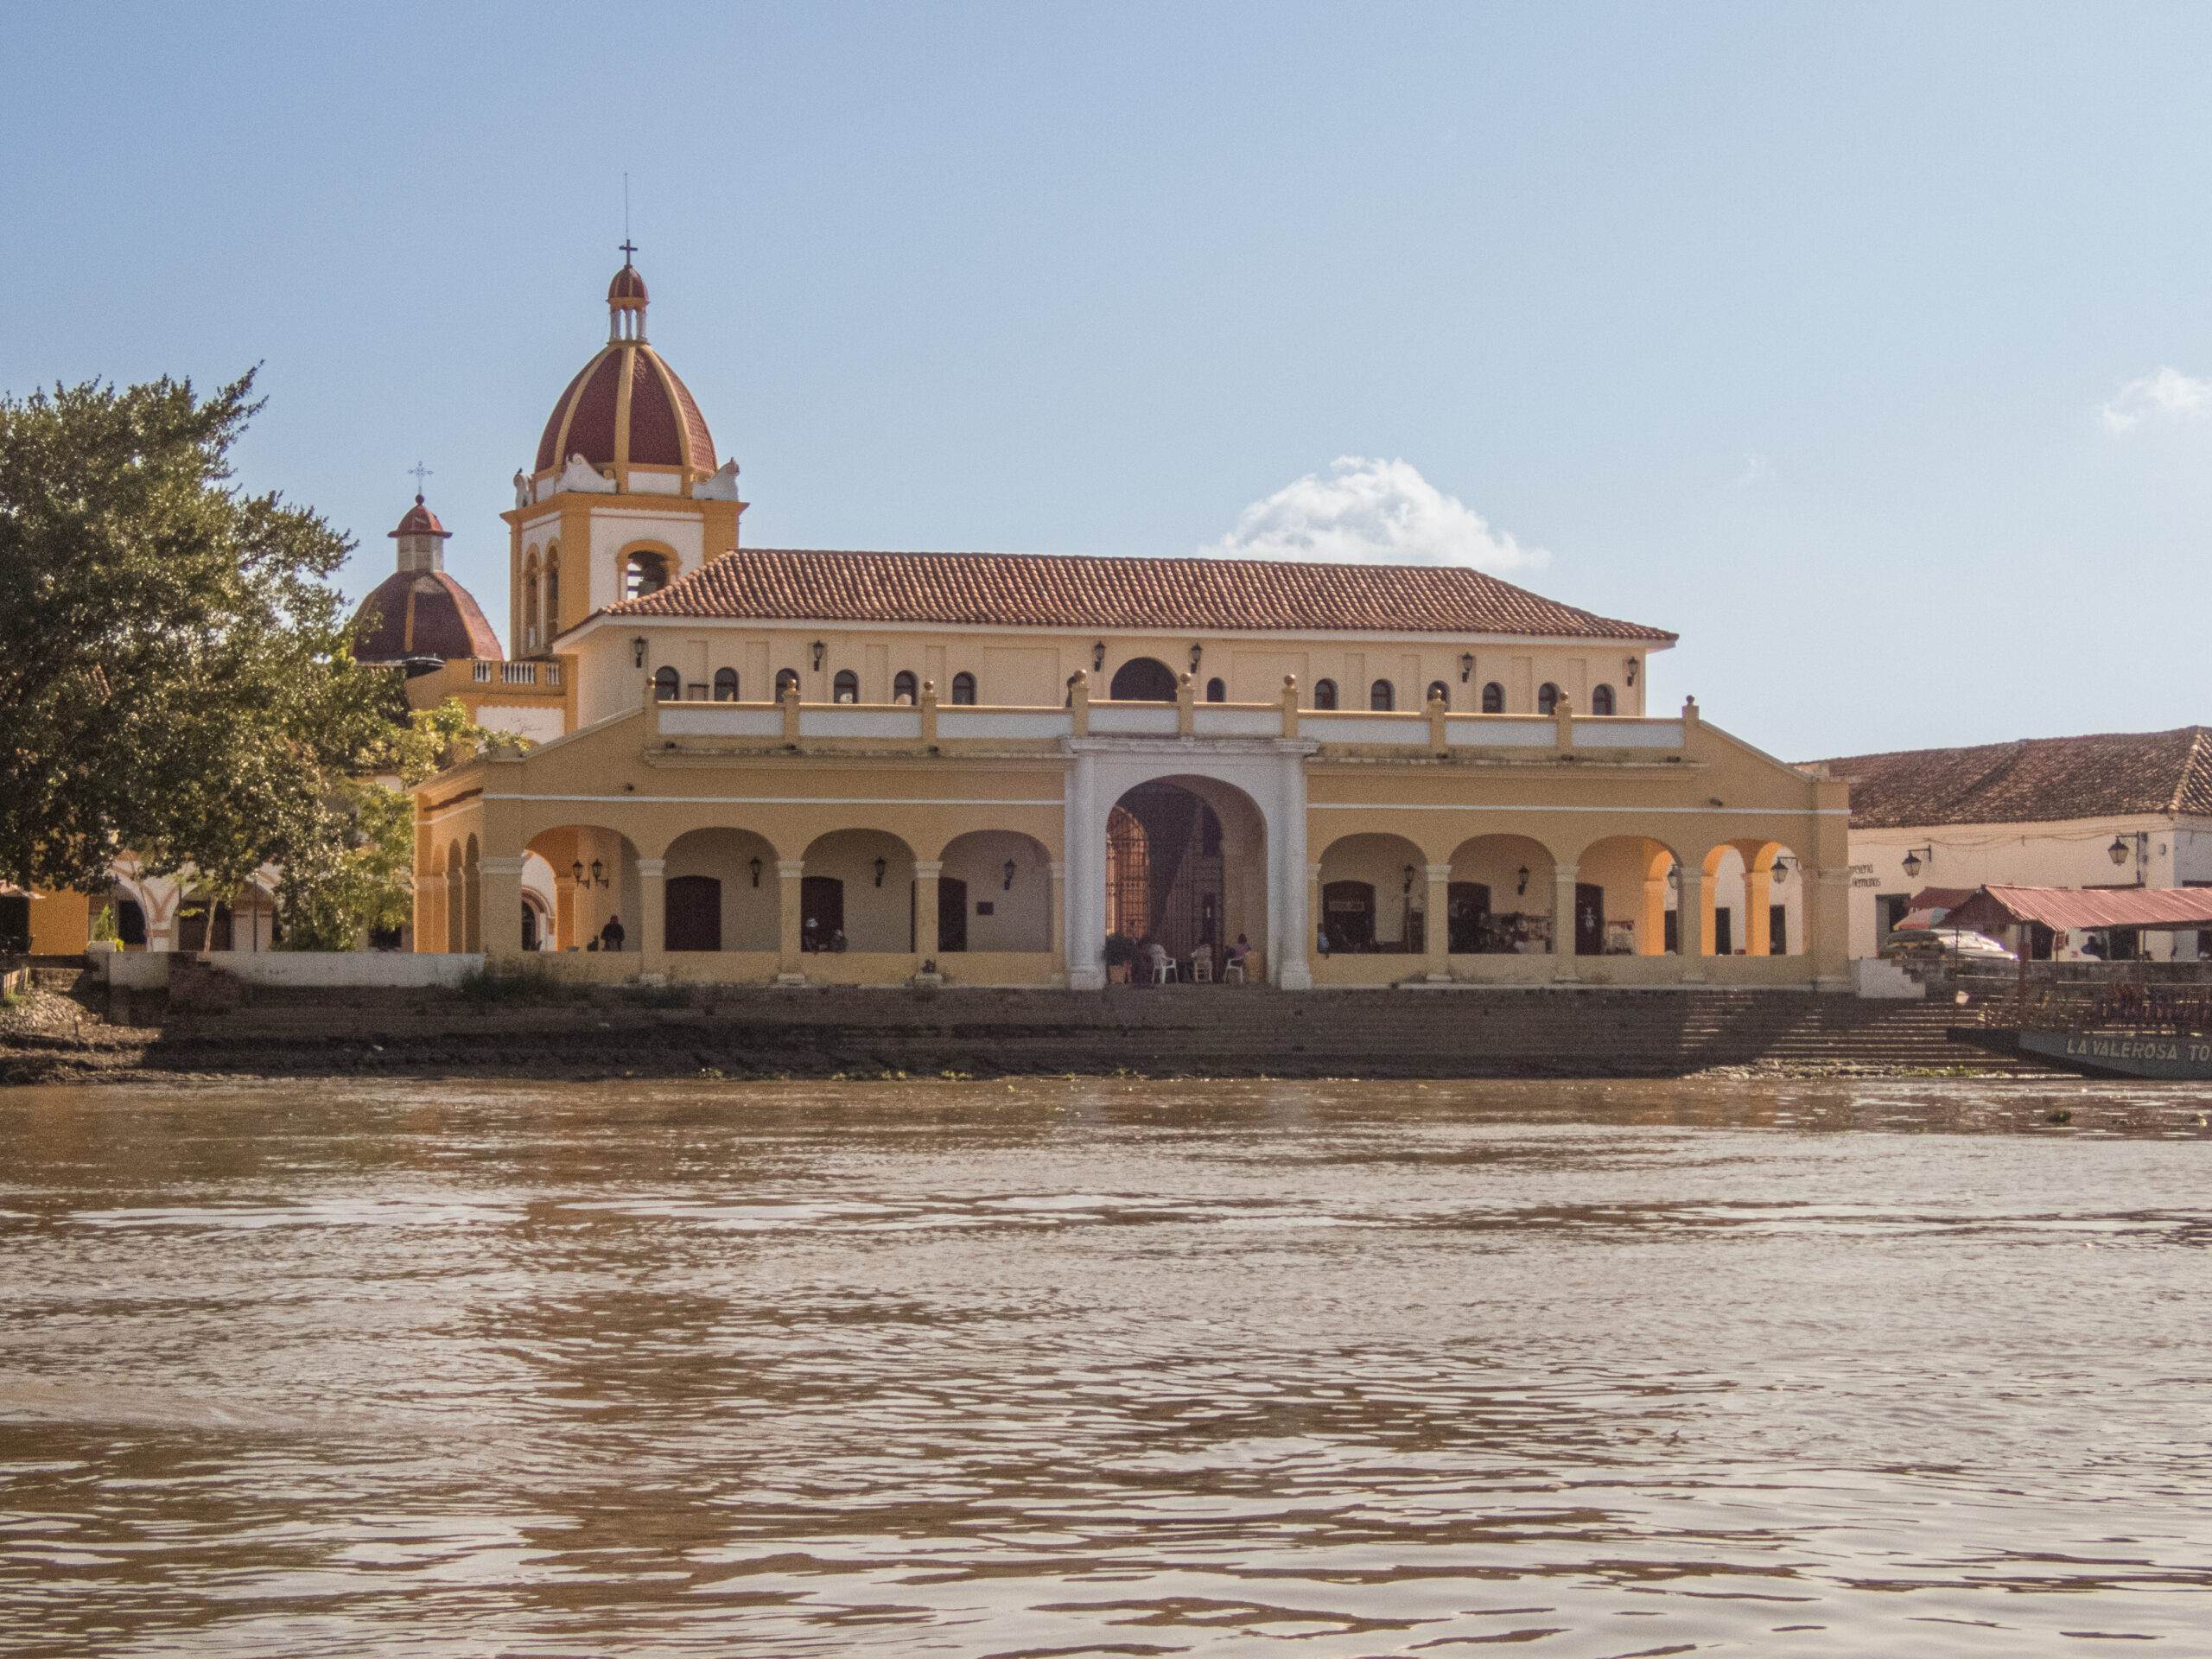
[
  {"xmin": 533, "ymin": 260, "xmax": 716, "ymax": 483},
  {"xmin": 352, "ymin": 570, "xmax": 502, "ymax": 666}
]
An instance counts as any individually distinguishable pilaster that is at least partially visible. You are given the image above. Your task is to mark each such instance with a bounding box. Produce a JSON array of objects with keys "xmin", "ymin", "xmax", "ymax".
[
  {"xmin": 636, "ymin": 857, "xmax": 666, "ymax": 972},
  {"xmin": 1423, "ymin": 862, "xmax": 1452, "ymax": 982},
  {"xmin": 1552, "ymin": 861, "xmax": 1580, "ymax": 980},
  {"xmin": 913, "ymin": 861, "xmax": 943, "ymax": 960}
]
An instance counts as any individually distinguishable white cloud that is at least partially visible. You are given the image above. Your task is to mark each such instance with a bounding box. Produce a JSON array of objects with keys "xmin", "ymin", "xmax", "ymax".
[
  {"xmin": 2101, "ymin": 367, "xmax": 2212, "ymax": 434},
  {"xmin": 1201, "ymin": 456, "xmax": 1547, "ymax": 573}
]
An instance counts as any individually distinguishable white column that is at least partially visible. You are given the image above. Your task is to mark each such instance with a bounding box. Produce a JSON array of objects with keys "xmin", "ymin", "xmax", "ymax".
[
  {"xmin": 1552, "ymin": 861, "xmax": 1580, "ymax": 981},
  {"xmin": 1275, "ymin": 744, "xmax": 1312, "ymax": 989},
  {"xmin": 1065, "ymin": 747, "xmax": 1106, "ymax": 989}
]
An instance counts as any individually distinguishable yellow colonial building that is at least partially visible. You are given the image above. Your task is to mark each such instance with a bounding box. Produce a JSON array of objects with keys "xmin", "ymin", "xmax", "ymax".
[{"xmin": 414, "ymin": 262, "xmax": 1849, "ymax": 991}]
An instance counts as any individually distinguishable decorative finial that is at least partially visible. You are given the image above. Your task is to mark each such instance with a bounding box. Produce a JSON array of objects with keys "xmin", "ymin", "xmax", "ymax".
[{"xmin": 407, "ymin": 461, "xmax": 432, "ymax": 500}]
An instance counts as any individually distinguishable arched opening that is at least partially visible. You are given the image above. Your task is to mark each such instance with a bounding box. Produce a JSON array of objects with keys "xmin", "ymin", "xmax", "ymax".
[
  {"xmin": 523, "ymin": 556, "xmax": 541, "ymax": 652},
  {"xmin": 893, "ymin": 670, "xmax": 918, "ymax": 705},
  {"xmin": 1426, "ymin": 681, "xmax": 1450, "ymax": 709},
  {"xmin": 1105, "ymin": 777, "xmax": 1268, "ymax": 978},
  {"xmin": 1577, "ymin": 836, "xmax": 1681, "ymax": 957},
  {"xmin": 652, "ymin": 665, "xmax": 679, "ymax": 701},
  {"xmin": 1591, "ymin": 683, "xmax": 1615, "ymax": 716},
  {"xmin": 1316, "ymin": 832, "xmax": 1427, "ymax": 954},
  {"xmin": 443, "ymin": 840, "xmax": 466, "ymax": 953},
  {"xmin": 623, "ymin": 549, "xmax": 671, "ymax": 600},
  {"xmin": 1109, "ymin": 658, "xmax": 1178, "ymax": 702},
  {"xmin": 1537, "ymin": 682, "xmax": 1560, "ymax": 715},
  {"xmin": 1312, "ymin": 678, "xmax": 1338, "ymax": 710},
  {"xmin": 1701, "ymin": 840, "xmax": 1800, "ymax": 957},
  {"xmin": 1205, "ymin": 677, "xmax": 1226, "ymax": 702},
  {"xmin": 775, "ymin": 667, "xmax": 800, "ymax": 698},
  {"xmin": 833, "ymin": 669, "xmax": 860, "ymax": 703},
  {"xmin": 543, "ymin": 547, "xmax": 560, "ymax": 636},
  {"xmin": 1369, "ymin": 680, "xmax": 1395, "ymax": 712},
  {"xmin": 713, "ymin": 667, "xmax": 739, "ymax": 701},
  {"xmin": 176, "ymin": 881, "xmax": 279, "ymax": 953},
  {"xmin": 524, "ymin": 826, "xmax": 643, "ymax": 952},
  {"xmin": 1482, "ymin": 681, "xmax": 1504, "ymax": 714},
  {"xmin": 950, "ymin": 672, "xmax": 977, "ymax": 705},
  {"xmin": 938, "ymin": 830, "xmax": 1052, "ymax": 953},
  {"xmin": 1446, "ymin": 834, "xmax": 1556, "ymax": 954},
  {"xmin": 105, "ymin": 887, "xmax": 148, "ymax": 948},
  {"xmin": 800, "ymin": 829, "xmax": 917, "ymax": 953},
  {"xmin": 664, "ymin": 828, "xmax": 780, "ymax": 953}
]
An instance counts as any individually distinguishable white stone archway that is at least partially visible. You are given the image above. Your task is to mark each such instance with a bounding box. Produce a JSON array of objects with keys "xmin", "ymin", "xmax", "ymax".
[{"xmin": 1064, "ymin": 735, "xmax": 1314, "ymax": 989}]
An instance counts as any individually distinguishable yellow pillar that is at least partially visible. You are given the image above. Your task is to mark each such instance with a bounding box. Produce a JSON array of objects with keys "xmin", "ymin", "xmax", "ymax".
[
  {"xmin": 1744, "ymin": 856, "xmax": 1772, "ymax": 956},
  {"xmin": 1810, "ymin": 777, "xmax": 1853, "ymax": 989},
  {"xmin": 1700, "ymin": 861, "xmax": 1719, "ymax": 957},
  {"xmin": 638, "ymin": 857, "xmax": 666, "ymax": 975},
  {"xmin": 1678, "ymin": 861, "xmax": 1706, "ymax": 978},
  {"xmin": 1424, "ymin": 862, "xmax": 1452, "ymax": 981},
  {"xmin": 1552, "ymin": 861, "xmax": 1580, "ymax": 979},
  {"xmin": 777, "ymin": 858, "xmax": 805, "ymax": 981},
  {"xmin": 1642, "ymin": 864, "xmax": 1668, "ymax": 955},
  {"xmin": 477, "ymin": 857, "xmax": 524, "ymax": 963},
  {"xmin": 913, "ymin": 860, "xmax": 942, "ymax": 961}
]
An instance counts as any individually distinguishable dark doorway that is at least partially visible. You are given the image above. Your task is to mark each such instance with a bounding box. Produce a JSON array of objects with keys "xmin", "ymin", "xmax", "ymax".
[
  {"xmin": 177, "ymin": 900, "xmax": 232, "ymax": 953},
  {"xmin": 2027, "ymin": 920, "xmax": 2055, "ymax": 961},
  {"xmin": 1713, "ymin": 907, "xmax": 1733, "ymax": 956},
  {"xmin": 0, "ymin": 895, "xmax": 27, "ymax": 954},
  {"xmin": 938, "ymin": 876, "xmax": 969, "ymax": 953},
  {"xmin": 521, "ymin": 903, "xmax": 540, "ymax": 953},
  {"xmin": 800, "ymin": 875, "xmax": 843, "ymax": 951},
  {"xmin": 1768, "ymin": 903, "xmax": 1788, "ymax": 956},
  {"xmin": 665, "ymin": 874, "xmax": 722, "ymax": 951},
  {"xmin": 116, "ymin": 899, "xmax": 147, "ymax": 947},
  {"xmin": 1109, "ymin": 658, "xmax": 1178, "ymax": 701},
  {"xmin": 1446, "ymin": 882, "xmax": 1490, "ymax": 954},
  {"xmin": 1322, "ymin": 880, "xmax": 1376, "ymax": 950},
  {"xmin": 1574, "ymin": 882, "xmax": 1605, "ymax": 955},
  {"xmin": 1664, "ymin": 910, "xmax": 1680, "ymax": 954},
  {"xmin": 1877, "ymin": 892, "xmax": 1910, "ymax": 942},
  {"xmin": 1107, "ymin": 784, "xmax": 1227, "ymax": 961}
]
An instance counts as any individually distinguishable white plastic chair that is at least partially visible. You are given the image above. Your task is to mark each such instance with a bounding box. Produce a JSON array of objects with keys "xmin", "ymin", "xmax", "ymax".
[
  {"xmin": 1149, "ymin": 955, "xmax": 1175, "ymax": 984},
  {"xmin": 1190, "ymin": 944, "xmax": 1212, "ymax": 983}
]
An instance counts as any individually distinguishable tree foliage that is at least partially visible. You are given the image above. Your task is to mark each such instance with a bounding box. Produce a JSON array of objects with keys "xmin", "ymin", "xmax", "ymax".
[{"xmin": 0, "ymin": 372, "xmax": 400, "ymax": 898}]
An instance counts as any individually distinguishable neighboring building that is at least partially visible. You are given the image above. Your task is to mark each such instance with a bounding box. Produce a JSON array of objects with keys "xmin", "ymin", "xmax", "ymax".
[
  {"xmin": 412, "ymin": 261, "xmax": 1849, "ymax": 989},
  {"xmin": 1814, "ymin": 728, "xmax": 2212, "ymax": 960}
]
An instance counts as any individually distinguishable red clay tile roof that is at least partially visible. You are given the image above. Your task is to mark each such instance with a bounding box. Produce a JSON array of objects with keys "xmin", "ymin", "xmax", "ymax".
[
  {"xmin": 388, "ymin": 494, "xmax": 449, "ymax": 539},
  {"xmin": 1812, "ymin": 728, "xmax": 2212, "ymax": 829},
  {"xmin": 600, "ymin": 549, "xmax": 1676, "ymax": 640},
  {"xmin": 351, "ymin": 570, "xmax": 502, "ymax": 664}
]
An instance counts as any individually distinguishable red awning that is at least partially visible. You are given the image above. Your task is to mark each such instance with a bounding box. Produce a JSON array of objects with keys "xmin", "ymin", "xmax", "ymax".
[{"xmin": 1945, "ymin": 884, "xmax": 2212, "ymax": 932}]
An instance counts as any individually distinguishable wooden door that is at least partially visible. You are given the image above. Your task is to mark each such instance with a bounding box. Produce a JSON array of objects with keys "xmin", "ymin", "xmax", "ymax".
[
  {"xmin": 1447, "ymin": 882, "xmax": 1489, "ymax": 953},
  {"xmin": 938, "ymin": 877, "xmax": 969, "ymax": 953},
  {"xmin": 665, "ymin": 875, "xmax": 722, "ymax": 951}
]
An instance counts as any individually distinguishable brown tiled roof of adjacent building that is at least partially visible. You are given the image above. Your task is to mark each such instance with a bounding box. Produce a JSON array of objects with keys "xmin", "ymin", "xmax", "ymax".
[
  {"xmin": 600, "ymin": 549, "xmax": 1676, "ymax": 640},
  {"xmin": 1811, "ymin": 728, "xmax": 2212, "ymax": 829}
]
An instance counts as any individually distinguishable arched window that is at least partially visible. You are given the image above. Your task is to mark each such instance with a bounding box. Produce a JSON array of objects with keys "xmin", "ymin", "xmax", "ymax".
[
  {"xmin": 713, "ymin": 667, "xmax": 739, "ymax": 701},
  {"xmin": 833, "ymin": 669, "xmax": 859, "ymax": 703},
  {"xmin": 775, "ymin": 667, "xmax": 800, "ymax": 698},
  {"xmin": 1313, "ymin": 678, "xmax": 1338, "ymax": 710},
  {"xmin": 893, "ymin": 670, "xmax": 918, "ymax": 704},
  {"xmin": 523, "ymin": 560, "xmax": 540, "ymax": 651},
  {"xmin": 1370, "ymin": 680, "xmax": 1394, "ymax": 712},
  {"xmin": 1108, "ymin": 658, "xmax": 1178, "ymax": 702},
  {"xmin": 1426, "ymin": 680, "xmax": 1450, "ymax": 709},
  {"xmin": 653, "ymin": 665, "xmax": 679, "ymax": 701},
  {"xmin": 543, "ymin": 549, "xmax": 559, "ymax": 636},
  {"xmin": 1481, "ymin": 681, "xmax": 1504, "ymax": 714},
  {"xmin": 624, "ymin": 550, "xmax": 671, "ymax": 600},
  {"xmin": 950, "ymin": 671, "xmax": 977, "ymax": 705},
  {"xmin": 1537, "ymin": 682, "xmax": 1560, "ymax": 715},
  {"xmin": 1205, "ymin": 677, "xmax": 1226, "ymax": 702},
  {"xmin": 1591, "ymin": 683, "xmax": 1615, "ymax": 715}
]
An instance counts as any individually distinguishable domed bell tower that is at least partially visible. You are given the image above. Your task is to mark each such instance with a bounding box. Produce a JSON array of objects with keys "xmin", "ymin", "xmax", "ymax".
[{"xmin": 502, "ymin": 250, "xmax": 744, "ymax": 658}]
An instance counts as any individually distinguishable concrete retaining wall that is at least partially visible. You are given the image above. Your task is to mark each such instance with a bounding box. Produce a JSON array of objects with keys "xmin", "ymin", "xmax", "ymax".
[{"xmin": 96, "ymin": 951, "xmax": 486, "ymax": 988}]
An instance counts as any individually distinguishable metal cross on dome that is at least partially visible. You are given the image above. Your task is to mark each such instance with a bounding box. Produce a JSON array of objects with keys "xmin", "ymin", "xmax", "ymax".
[
  {"xmin": 406, "ymin": 461, "xmax": 432, "ymax": 498},
  {"xmin": 619, "ymin": 238, "xmax": 638, "ymax": 265}
]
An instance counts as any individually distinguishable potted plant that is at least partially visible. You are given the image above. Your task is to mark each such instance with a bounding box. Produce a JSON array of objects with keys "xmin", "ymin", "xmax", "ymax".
[
  {"xmin": 1103, "ymin": 933, "xmax": 1138, "ymax": 984},
  {"xmin": 87, "ymin": 905, "xmax": 119, "ymax": 953}
]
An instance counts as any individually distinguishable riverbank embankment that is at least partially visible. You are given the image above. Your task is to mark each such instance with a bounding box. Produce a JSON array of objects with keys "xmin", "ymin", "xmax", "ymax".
[{"xmin": 0, "ymin": 966, "xmax": 2053, "ymax": 1085}]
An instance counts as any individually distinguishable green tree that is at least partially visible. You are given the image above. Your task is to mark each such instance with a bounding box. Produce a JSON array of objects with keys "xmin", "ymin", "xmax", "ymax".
[
  {"xmin": 276, "ymin": 698, "xmax": 526, "ymax": 951},
  {"xmin": 0, "ymin": 371, "xmax": 400, "ymax": 906}
]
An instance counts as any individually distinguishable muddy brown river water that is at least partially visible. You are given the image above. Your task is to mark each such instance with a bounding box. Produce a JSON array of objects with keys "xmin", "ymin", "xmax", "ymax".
[{"xmin": 1, "ymin": 1077, "xmax": 2208, "ymax": 1656}]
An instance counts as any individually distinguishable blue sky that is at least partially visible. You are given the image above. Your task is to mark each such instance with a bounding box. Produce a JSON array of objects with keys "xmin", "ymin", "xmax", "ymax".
[{"xmin": 5, "ymin": 3, "xmax": 2209, "ymax": 759}]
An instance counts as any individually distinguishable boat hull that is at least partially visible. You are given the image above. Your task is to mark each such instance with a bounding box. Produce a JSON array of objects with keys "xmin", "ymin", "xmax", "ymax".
[{"xmin": 2017, "ymin": 1028, "xmax": 2212, "ymax": 1080}]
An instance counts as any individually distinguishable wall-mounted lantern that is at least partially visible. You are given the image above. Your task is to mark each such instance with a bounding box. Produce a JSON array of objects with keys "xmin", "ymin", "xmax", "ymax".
[
  {"xmin": 1402, "ymin": 863, "xmax": 1416, "ymax": 894},
  {"xmin": 1002, "ymin": 859, "xmax": 1017, "ymax": 890},
  {"xmin": 571, "ymin": 861, "xmax": 585, "ymax": 887},
  {"xmin": 1770, "ymin": 855, "xmax": 1791, "ymax": 885},
  {"xmin": 1459, "ymin": 652, "xmax": 1475, "ymax": 683},
  {"xmin": 1092, "ymin": 640, "xmax": 1106, "ymax": 671},
  {"xmin": 1902, "ymin": 845, "xmax": 1933, "ymax": 878},
  {"xmin": 1626, "ymin": 658, "xmax": 1638, "ymax": 687},
  {"xmin": 1189, "ymin": 641, "xmax": 1204, "ymax": 672},
  {"xmin": 748, "ymin": 856, "xmax": 762, "ymax": 888},
  {"xmin": 631, "ymin": 636, "xmax": 646, "ymax": 669},
  {"xmin": 810, "ymin": 640, "xmax": 826, "ymax": 672},
  {"xmin": 2109, "ymin": 835, "xmax": 2132, "ymax": 867},
  {"xmin": 1516, "ymin": 866, "xmax": 1530, "ymax": 896},
  {"xmin": 873, "ymin": 856, "xmax": 887, "ymax": 887}
]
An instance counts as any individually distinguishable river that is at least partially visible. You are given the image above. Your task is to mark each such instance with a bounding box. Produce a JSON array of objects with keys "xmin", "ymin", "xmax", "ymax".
[{"xmin": 1, "ymin": 1077, "xmax": 2208, "ymax": 1655}]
